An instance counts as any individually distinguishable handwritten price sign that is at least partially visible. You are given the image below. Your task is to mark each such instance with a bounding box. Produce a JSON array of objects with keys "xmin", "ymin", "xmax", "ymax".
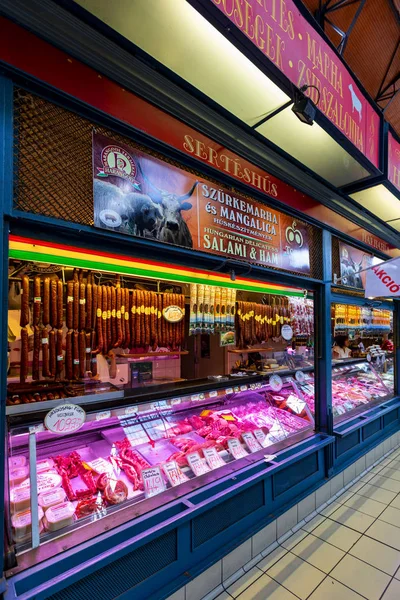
[
  {"xmin": 142, "ymin": 466, "xmax": 165, "ymax": 498},
  {"xmin": 187, "ymin": 452, "xmax": 210, "ymax": 476},
  {"xmin": 253, "ymin": 429, "xmax": 267, "ymax": 448},
  {"xmin": 163, "ymin": 461, "xmax": 189, "ymax": 487},
  {"xmin": 44, "ymin": 404, "xmax": 85, "ymax": 435},
  {"xmin": 203, "ymin": 447, "xmax": 225, "ymax": 470},
  {"xmin": 242, "ymin": 432, "xmax": 262, "ymax": 453},
  {"xmin": 227, "ymin": 438, "xmax": 248, "ymax": 459}
]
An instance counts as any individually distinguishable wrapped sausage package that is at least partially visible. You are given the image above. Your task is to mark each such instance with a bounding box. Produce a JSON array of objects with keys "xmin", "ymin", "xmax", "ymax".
[
  {"xmin": 44, "ymin": 502, "xmax": 75, "ymax": 532},
  {"xmin": 12, "ymin": 507, "xmax": 44, "ymax": 542}
]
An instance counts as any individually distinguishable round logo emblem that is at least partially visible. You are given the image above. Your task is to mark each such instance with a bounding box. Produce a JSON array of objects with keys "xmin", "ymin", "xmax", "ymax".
[{"xmin": 101, "ymin": 145, "xmax": 137, "ymax": 182}]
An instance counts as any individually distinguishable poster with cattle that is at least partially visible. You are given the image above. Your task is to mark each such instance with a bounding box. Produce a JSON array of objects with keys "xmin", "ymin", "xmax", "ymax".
[
  {"xmin": 93, "ymin": 132, "xmax": 310, "ymax": 274},
  {"xmin": 338, "ymin": 242, "xmax": 373, "ymax": 289}
]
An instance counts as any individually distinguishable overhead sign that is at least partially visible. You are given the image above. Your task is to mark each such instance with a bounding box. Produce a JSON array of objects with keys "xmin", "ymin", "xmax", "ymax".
[
  {"xmin": 338, "ymin": 242, "xmax": 373, "ymax": 289},
  {"xmin": 365, "ymin": 258, "xmax": 400, "ymax": 297},
  {"xmin": 210, "ymin": 0, "xmax": 379, "ymax": 167},
  {"xmin": 388, "ymin": 132, "xmax": 400, "ymax": 193},
  {"xmin": 93, "ymin": 133, "xmax": 310, "ymax": 273}
]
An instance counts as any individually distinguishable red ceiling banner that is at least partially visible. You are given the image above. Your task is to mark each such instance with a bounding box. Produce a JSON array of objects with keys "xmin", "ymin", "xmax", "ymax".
[{"xmin": 209, "ymin": 0, "xmax": 380, "ymax": 168}]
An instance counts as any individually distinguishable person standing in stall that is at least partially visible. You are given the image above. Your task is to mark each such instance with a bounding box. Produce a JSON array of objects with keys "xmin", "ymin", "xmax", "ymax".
[{"xmin": 332, "ymin": 335, "xmax": 352, "ymax": 359}]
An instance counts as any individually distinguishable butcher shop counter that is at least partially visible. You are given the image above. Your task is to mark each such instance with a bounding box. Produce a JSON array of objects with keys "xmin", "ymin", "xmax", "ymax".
[{"xmin": 4, "ymin": 371, "xmax": 323, "ymax": 587}]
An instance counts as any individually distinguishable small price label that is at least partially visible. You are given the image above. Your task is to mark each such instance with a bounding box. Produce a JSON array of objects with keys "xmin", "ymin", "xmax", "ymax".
[
  {"xmin": 203, "ymin": 446, "xmax": 225, "ymax": 470},
  {"xmin": 253, "ymin": 429, "xmax": 267, "ymax": 447},
  {"xmin": 124, "ymin": 406, "xmax": 138, "ymax": 416},
  {"xmin": 163, "ymin": 461, "xmax": 189, "ymax": 487},
  {"xmin": 187, "ymin": 452, "xmax": 210, "ymax": 476},
  {"xmin": 209, "ymin": 390, "xmax": 218, "ymax": 398},
  {"xmin": 44, "ymin": 403, "xmax": 85, "ymax": 435},
  {"xmin": 170, "ymin": 398, "xmax": 182, "ymax": 406},
  {"xmin": 227, "ymin": 438, "xmax": 248, "ymax": 459},
  {"xmin": 281, "ymin": 324, "xmax": 293, "ymax": 341},
  {"xmin": 240, "ymin": 385, "xmax": 248, "ymax": 392},
  {"xmin": 242, "ymin": 432, "xmax": 262, "ymax": 453},
  {"xmin": 142, "ymin": 466, "xmax": 166, "ymax": 498},
  {"xmin": 96, "ymin": 410, "xmax": 111, "ymax": 421},
  {"xmin": 225, "ymin": 388, "xmax": 234, "ymax": 395},
  {"xmin": 269, "ymin": 374, "xmax": 283, "ymax": 392},
  {"xmin": 286, "ymin": 394, "xmax": 306, "ymax": 414},
  {"xmin": 191, "ymin": 394, "xmax": 200, "ymax": 402},
  {"xmin": 295, "ymin": 370, "xmax": 306, "ymax": 384}
]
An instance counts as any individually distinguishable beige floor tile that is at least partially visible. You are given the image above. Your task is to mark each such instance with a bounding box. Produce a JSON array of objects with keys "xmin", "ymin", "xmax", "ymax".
[
  {"xmin": 290, "ymin": 533, "xmax": 345, "ymax": 573},
  {"xmin": 366, "ymin": 520, "xmax": 400, "ymax": 551},
  {"xmin": 266, "ymin": 551, "xmax": 325, "ymax": 600},
  {"xmin": 349, "ymin": 535, "xmax": 400, "ymax": 576},
  {"xmin": 319, "ymin": 501, "xmax": 342, "ymax": 517},
  {"xmin": 360, "ymin": 472, "xmax": 376, "ymax": 483},
  {"xmin": 382, "ymin": 578, "xmax": 400, "ymax": 600},
  {"xmin": 311, "ymin": 519, "xmax": 361, "ymax": 551},
  {"xmin": 256, "ymin": 546, "xmax": 287, "ymax": 572},
  {"xmin": 347, "ymin": 481, "xmax": 367, "ymax": 494},
  {"xmin": 355, "ymin": 483, "xmax": 397, "ymax": 505},
  {"xmin": 367, "ymin": 474, "xmax": 400, "ymax": 493},
  {"xmin": 328, "ymin": 504, "xmax": 375, "ymax": 533},
  {"xmin": 226, "ymin": 567, "xmax": 263, "ymax": 598},
  {"xmin": 236, "ymin": 573, "xmax": 298, "ymax": 600},
  {"xmin": 336, "ymin": 490, "xmax": 356, "ymax": 505},
  {"xmin": 389, "ymin": 494, "xmax": 400, "ymax": 510},
  {"xmin": 280, "ymin": 528, "xmax": 308, "ymax": 551},
  {"xmin": 379, "ymin": 505, "xmax": 400, "ymax": 529},
  {"xmin": 330, "ymin": 554, "xmax": 391, "ymax": 600},
  {"xmin": 343, "ymin": 493, "xmax": 386, "ymax": 518},
  {"xmin": 308, "ymin": 577, "xmax": 365, "ymax": 599},
  {"xmin": 379, "ymin": 467, "xmax": 400, "ymax": 482},
  {"xmin": 301, "ymin": 513, "xmax": 326, "ymax": 533}
]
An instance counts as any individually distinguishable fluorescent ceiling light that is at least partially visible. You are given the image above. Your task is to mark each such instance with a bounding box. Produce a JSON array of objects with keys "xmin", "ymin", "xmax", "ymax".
[
  {"xmin": 76, "ymin": 0, "xmax": 372, "ymax": 187},
  {"xmin": 351, "ymin": 185, "xmax": 400, "ymax": 222}
]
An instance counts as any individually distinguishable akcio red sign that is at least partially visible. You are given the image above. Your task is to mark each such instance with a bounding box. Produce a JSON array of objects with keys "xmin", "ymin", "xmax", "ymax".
[{"xmin": 210, "ymin": 0, "xmax": 380, "ymax": 167}]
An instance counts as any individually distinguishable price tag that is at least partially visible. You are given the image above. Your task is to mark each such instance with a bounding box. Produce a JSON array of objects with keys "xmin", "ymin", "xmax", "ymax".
[
  {"xmin": 87, "ymin": 457, "xmax": 114, "ymax": 476},
  {"xmin": 242, "ymin": 432, "xmax": 262, "ymax": 453},
  {"xmin": 367, "ymin": 353, "xmax": 372, "ymax": 362},
  {"xmin": 96, "ymin": 410, "xmax": 111, "ymax": 421},
  {"xmin": 163, "ymin": 461, "xmax": 189, "ymax": 487},
  {"xmin": 268, "ymin": 422, "xmax": 287, "ymax": 442},
  {"xmin": 124, "ymin": 406, "xmax": 139, "ymax": 416},
  {"xmin": 336, "ymin": 405, "xmax": 347, "ymax": 415},
  {"xmin": 191, "ymin": 394, "xmax": 200, "ymax": 402},
  {"xmin": 170, "ymin": 398, "xmax": 182, "ymax": 406},
  {"xmin": 44, "ymin": 403, "xmax": 85, "ymax": 435},
  {"xmin": 187, "ymin": 451, "xmax": 210, "ymax": 476},
  {"xmin": 281, "ymin": 324, "xmax": 293, "ymax": 341},
  {"xmin": 295, "ymin": 370, "xmax": 306, "ymax": 384},
  {"xmin": 240, "ymin": 385, "xmax": 248, "ymax": 392},
  {"xmin": 203, "ymin": 446, "xmax": 225, "ymax": 470},
  {"xmin": 227, "ymin": 438, "xmax": 248, "ymax": 459},
  {"xmin": 286, "ymin": 394, "xmax": 306, "ymax": 414},
  {"xmin": 225, "ymin": 388, "xmax": 234, "ymax": 395},
  {"xmin": 269, "ymin": 374, "xmax": 283, "ymax": 392},
  {"xmin": 254, "ymin": 429, "xmax": 267, "ymax": 447},
  {"xmin": 142, "ymin": 466, "xmax": 166, "ymax": 498},
  {"xmin": 209, "ymin": 390, "xmax": 218, "ymax": 398}
]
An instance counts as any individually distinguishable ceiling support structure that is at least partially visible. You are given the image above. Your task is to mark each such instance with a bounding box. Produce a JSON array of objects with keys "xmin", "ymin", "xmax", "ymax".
[
  {"xmin": 315, "ymin": 0, "xmax": 366, "ymax": 55},
  {"xmin": 375, "ymin": 38, "xmax": 400, "ymax": 112}
]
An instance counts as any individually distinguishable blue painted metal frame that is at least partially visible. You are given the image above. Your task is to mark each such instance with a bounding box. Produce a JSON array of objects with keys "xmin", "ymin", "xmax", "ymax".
[{"xmin": 0, "ymin": 75, "xmax": 13, "ymax": 594}]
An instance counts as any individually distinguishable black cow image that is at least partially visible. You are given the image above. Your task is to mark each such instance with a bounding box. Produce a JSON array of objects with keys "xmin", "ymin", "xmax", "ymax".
[
  {"xmin": 94, "ymin": 178, "xmax": 162, "ymax": 237},
  {"xmin": 137, "ymin": 164, "xmax": 199, "ymax": 248}
]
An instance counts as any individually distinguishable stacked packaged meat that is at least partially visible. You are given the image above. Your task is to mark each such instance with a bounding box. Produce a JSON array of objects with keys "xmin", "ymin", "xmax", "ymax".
[{"xmin": 8, "ymin": 385, "xmax": 312, "ymax": 545}]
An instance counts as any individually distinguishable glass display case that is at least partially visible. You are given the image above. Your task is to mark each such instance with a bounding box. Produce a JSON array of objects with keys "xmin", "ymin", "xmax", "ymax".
[
  {"xmin": 5, "ymin": 375, "xmax": 313, "ymax": 569},
  {"xmin": 297, "ymin": 360, "xmax": 394, "ymax": 422}
]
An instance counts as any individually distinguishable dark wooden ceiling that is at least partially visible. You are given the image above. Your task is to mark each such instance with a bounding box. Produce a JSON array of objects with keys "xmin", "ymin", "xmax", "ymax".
[{"xmin": 301, "ymin": 0, "xmax": 400, "ymax": 137}]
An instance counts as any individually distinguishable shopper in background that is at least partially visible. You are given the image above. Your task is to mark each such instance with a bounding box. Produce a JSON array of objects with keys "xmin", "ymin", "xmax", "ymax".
[
  {"xmin": 332, "ymin": 335, "xmax": 352, "ymax": 359},
  {"xmin": 381, "ymin": 332, "xmax": 394, "ymax": 352}
]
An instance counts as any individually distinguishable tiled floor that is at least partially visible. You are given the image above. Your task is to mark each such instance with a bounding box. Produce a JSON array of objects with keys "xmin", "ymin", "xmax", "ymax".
[{"xmin": 215, "ymin": 447, "xmax": 400, "ymax": 600}]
